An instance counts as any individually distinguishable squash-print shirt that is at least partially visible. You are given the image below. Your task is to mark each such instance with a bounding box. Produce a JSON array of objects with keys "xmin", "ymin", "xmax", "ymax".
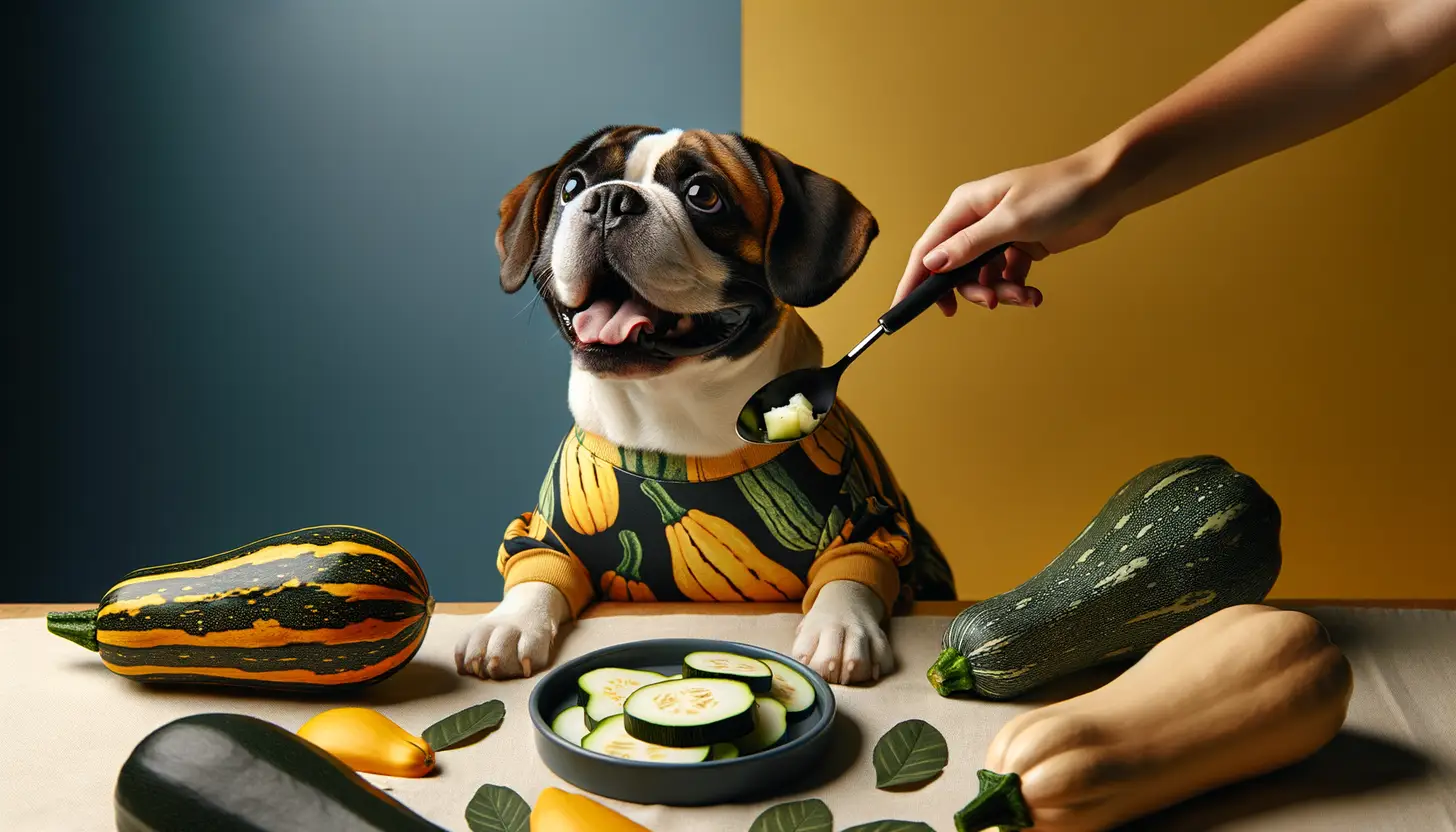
[{"xmin": 496, "ymin": 402, "xmax": 956, "ymax": 617}]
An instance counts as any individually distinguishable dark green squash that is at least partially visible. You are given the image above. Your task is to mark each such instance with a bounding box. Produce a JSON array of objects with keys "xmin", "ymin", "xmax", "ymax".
[
  {"xmin": 929, "ymin": 455, "xmax": 1281, "ymax": 700},
  {"xmin": 114, "ymin": 713, "xmax": 444, "ymax": 832},
  {"xmin": 47, "ymin": 525, "xmax": 433, "ymax": 691}
]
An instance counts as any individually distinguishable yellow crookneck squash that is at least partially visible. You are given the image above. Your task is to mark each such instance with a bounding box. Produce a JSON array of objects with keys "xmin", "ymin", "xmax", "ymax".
[
  {"xmin": 296, "ymin": 707, "xmax": 435, "ymax": 778},
  {"xmin": 955, "ymin": 604, "xmax": 1353, "ymax": 832},
  {"xmin": 560, "ymin": 437, "xmax": 619, "ymax": 535},
  {"xmin": 530, "ymin": 787, "xmax": 652, "ymax": 832},
  {"xmin": 639, "ymin": 479, "xmax": 806, "ymax": 602}
]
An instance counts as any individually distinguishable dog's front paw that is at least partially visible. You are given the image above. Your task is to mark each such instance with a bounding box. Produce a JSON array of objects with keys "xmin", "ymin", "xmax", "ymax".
[
  {"xmin": 792, "ymin": 581, "xmax": 895, "ymax": 685},
  {"xmin": 454, "ymin": 610, "xmax": 557, "ymax": 680},
  {"xmin": 455, "ymin": 581, "xmax": 571, "ymax": 680}
]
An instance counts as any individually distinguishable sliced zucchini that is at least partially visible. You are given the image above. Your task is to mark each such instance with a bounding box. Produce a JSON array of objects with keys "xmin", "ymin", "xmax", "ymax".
[
  {"xmin": 577, "ymin": 667, "xmax": 667, "ymax": 729},
  {"xmin": 682, "ymin": 651, "xmax": 773, "ymax": 694},
  {"xmin": 734, "ymin": 697, "xmax": 789, "ymax": 754},
  {"xmin": 580, "ymin": 715, "xmax": 710, "ymax": 764},
  {"xmin": 761, "ymin": 658, "xmax": 816, "ymax": 720},
  {"xmin": 623, "ymin": 678, "xmax": 757, "ymax": 747},
  {"xmin": 550, "ymin": 705, "xmax": 590, "ymax": 745},
  {"xmin": 662, "ymin": 673, "xmax": 682, "ymax": 681},
  {"xmin": 709, "ymin": 742, "xmax": 740, "ymax": 760}
]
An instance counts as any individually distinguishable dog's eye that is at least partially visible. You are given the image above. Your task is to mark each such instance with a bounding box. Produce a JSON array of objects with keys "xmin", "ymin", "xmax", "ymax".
[
  {"xmin": 684, "ymin": 180, "xmax": 723, "ymax": 214},
  {"xmin": 560, "ymin": 172, "xmax": 586, "ymax": 204}
]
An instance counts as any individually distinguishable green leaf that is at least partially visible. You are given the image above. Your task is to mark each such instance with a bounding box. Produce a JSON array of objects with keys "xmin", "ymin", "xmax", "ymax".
[
  {"xmin": 873, "ymin": 719, "xmax": 949, "ymax": 789},
  {"xmin": 748, "ymin": 797, "xmax": 833, "ymax": 832},
  {"xmin": 842, "ymin": 823, "xmax": 936, "ymax": 832},
  {"xmin": 463, "ymin": 784, "xmax": 530, "ymax": 832},
  {"xmin": 423, "ymin": 699, "xmax": 506, "ymax": 751}
]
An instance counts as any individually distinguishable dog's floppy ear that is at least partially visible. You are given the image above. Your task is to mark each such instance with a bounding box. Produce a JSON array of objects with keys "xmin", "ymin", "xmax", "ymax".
[
  {"xmin": 496, "ymin": 163, "xmax": 557, "ymax": 293},
  {"xmin": 496, "ymin": 126, "xmax": 620, "ymax": 293},
  {"xmin": 742, "ymin": 137, "xmax": 878, "ymax": 308}
]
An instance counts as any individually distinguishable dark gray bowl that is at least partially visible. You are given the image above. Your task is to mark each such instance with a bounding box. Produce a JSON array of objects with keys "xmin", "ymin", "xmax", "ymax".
[{"xmin": 528, "ymin": 638, "xmax": 836, "ymax": 806}]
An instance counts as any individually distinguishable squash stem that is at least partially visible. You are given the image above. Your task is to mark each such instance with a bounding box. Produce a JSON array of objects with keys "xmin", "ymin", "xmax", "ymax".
[
  {"xmin": 927, "ymin": 647, "xmax": 976, "ymax": 696},
  {"xmin": 47, "ymin": 609, "xmax": 100, "ymax": 652},
  {"xmin": 640, "ymin": 480, "xmax": 687, "ymax": 524},
  {"xmin": 954, "ymin": 769, "xmax": 1034, "ymax": 832}
]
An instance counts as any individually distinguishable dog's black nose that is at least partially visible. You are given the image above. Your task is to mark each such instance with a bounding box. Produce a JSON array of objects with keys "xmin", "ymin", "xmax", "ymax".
[{"xmin": 580, "ymin": 183, "xmax": 647, "ymax": 229}]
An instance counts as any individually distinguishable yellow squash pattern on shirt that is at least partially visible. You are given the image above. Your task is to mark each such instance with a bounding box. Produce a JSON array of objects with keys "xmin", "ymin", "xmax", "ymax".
[
  {"xmin": 560, "ymin": 429, "xmax": 619, "ymax": 535},
  {"xmin": 640, "ymin": 479, "xmax": 807, "ymax": 602},
  {"xmin": 800, "ymin": 408, "xmax": 851, "ymax": 476}
]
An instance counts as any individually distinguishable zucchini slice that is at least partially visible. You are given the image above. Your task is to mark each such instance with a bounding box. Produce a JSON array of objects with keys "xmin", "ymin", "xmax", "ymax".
[
  {"xmin": 709, "ymin": 742, "xmax": 740, "ymax": 760},
  {"xmin": 577, "ymin": 667, "xmax": 667, "ymax": 729},
  {"xmin": 550, "ymin": 705, "xmax": 590, "ymax": 746},
  {"xmin": 623, "ymin": 677, "xmax": 757, "ymax": 747},
  {"xmin": 761, "ymin": 658, "xmax": 816, "ymax": 720},
  {"xmin": 734, "ymin": 697, "xmax": 789, "ymax": 754},
  {"xmin": 681, "ymin": 651, "xmax": 773, "ymax": 694},
  {"xmin": 580, "ymin": 715, "xmax": 710, "ymax": 764}
]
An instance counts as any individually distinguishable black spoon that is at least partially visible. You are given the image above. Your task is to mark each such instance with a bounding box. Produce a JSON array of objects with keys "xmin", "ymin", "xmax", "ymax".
[{"xmin": 736, "ymin": 244, "xmax": 1011, "ymax": 445}]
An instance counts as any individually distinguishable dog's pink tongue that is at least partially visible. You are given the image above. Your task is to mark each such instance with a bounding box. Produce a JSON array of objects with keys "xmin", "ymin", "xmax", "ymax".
[{"xmin": 570, "ymin": 296, "xmax": 655, "ymax": 345}]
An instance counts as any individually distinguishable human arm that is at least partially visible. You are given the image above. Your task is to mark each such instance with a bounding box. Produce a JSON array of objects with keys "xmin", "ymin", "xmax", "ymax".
[{"xmin": 896, "ymin": 0, "xmax": 1456, "ymax": 312}]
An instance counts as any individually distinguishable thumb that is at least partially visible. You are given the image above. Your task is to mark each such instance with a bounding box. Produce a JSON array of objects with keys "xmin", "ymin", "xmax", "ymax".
[{"xmin": 922, "ymin": 212, "xmax": 1016, "ymax": 274}]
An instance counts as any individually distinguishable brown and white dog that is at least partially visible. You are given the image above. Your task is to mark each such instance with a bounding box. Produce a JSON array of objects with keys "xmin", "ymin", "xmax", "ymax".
[{"xmin": 456, "ymin": 126, "xmax": 902, "ymax": 685}]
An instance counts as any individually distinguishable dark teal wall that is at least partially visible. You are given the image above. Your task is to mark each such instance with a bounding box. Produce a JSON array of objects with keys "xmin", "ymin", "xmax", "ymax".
[{"xmin": 7, "ymin": 1, "xmax": 742, "ymax": 602}]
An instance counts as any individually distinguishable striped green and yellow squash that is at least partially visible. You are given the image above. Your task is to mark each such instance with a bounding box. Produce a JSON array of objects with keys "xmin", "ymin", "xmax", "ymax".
[
  {"xmin": 47, "ymin": 525, "xmax": 433, "ymax": 691},
  {"xmin": 929, "ymin": 455, "xmax": 1282, "ymax": 700}
]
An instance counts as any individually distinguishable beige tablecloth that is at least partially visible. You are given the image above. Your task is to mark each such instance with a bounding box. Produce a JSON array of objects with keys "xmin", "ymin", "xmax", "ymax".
[{"xmin": 2, "ymin": 608, "xmax": 1453, "ymax": 831}]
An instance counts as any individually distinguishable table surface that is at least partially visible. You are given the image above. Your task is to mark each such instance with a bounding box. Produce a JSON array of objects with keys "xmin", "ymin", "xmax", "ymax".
[
  {"xmin": 4, "ymin": 604, "xmax": 1454, "ymax": 832},
  {"xmin": 5, "ymin": 598, "xmax": 1453, "ymax": 619}
]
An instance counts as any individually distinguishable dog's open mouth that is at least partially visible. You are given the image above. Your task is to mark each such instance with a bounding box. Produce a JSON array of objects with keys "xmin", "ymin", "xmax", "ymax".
[{"xmin": 551, "ymin": 268, "xmax": 756, "ymax": 360}]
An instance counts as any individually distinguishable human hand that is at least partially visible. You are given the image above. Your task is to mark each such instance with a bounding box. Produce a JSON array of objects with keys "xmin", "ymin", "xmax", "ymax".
[{"xmin": 894, "ymin": 145, "xmax": 1124, "ymax": 314}]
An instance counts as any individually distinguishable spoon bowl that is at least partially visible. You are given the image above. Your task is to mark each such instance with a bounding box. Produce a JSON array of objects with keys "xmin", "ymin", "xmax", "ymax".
[{"xmin": 735, "ymin": 244, "xmax": 1010, "ymax": 445}]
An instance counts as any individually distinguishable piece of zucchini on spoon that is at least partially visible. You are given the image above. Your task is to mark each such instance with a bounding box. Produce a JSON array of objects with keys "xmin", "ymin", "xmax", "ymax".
[
  {"xmin": 623, "ymin": 677, "xmax": 757, "ymax": 747},
  {"xmin": 681, "ymin": 651, "xmax": 773, "ymax": 694}
]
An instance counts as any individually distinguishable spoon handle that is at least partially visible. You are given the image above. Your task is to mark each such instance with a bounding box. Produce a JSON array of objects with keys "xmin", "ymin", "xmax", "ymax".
[{"xmin": 877, "ymin": 243, "xmax": 1013, "ymax": 333}]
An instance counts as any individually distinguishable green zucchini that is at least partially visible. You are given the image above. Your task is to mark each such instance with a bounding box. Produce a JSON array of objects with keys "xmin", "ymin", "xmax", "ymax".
[
  {"xmin": 733, "ymin": 460, "xmax": 825, "ymax": 551},
  {"xmin": 681, "ymin": 650, "xmax": 773, "ymax": 694},
  {"xmin": 115, "ymin": 713, "xmax": 443, "ymax": 832},
  {"xmin": 551, "ymin": 705, "xmax": 590, "ymax": 745},
  {"xmin": 580, "ymin": 715, "xmax": 711, "ymax": 763},
  {"xmin": 622, "ymin": 677, "xmax": 757, "ymax": 747},
  {"xmin": 761, "ymin": 658, "xmax": 816, "ymax": 721},
  {"xmin": 577, "ymin": 667, "xmax": 666, "ymax": 729},
  {"xmin": 710, "ymin": 742, "xmax": 741, "ymax": 760},
  {"xmin": 929, "ymin": 455, "xmax": 1282, "ymax": 700},
  {"xmin": 733, "ymin": 697, "xmax": 789, "ymax": 754}
]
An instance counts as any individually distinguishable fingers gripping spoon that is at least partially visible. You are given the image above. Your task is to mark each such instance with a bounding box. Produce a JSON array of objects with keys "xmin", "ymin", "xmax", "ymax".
[{"xmin": 736, "ymin": 245, "xmax": 1010, "ymax": 445}]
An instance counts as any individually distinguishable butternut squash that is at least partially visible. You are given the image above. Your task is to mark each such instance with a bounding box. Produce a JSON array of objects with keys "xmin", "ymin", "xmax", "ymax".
[
  {"xmin": 296, "ymin": 708, "xmax": 435, "ymax": 778},
  {"xmin": 954, "ymin": 604, "xmax": 1353, "ymax": 832}
]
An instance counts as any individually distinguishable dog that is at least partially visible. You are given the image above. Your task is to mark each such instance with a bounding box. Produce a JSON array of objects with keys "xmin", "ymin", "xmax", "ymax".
[{"xmin": 455, "ymin": 126, "xmax": 955, "ymax": 686}]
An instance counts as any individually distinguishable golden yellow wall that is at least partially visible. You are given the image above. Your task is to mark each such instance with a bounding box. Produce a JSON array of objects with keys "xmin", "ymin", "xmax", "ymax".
[{"xmin": 744, "ymin": 0, "xmax": 1456, "ymax": 599}]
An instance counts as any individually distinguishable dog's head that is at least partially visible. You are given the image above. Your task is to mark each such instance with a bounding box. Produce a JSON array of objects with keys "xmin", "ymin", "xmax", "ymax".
[{"xmin": 496, "ymin": 126, "xmax": 877, "ymax": 378}]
